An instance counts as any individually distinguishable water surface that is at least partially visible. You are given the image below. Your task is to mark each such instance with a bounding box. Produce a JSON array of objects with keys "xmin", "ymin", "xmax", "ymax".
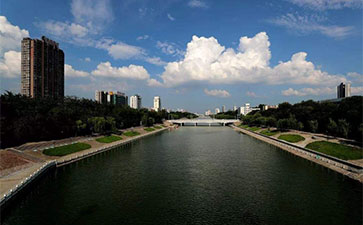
[{"xmin": 3, "ymin": 127, "xmax": 362, "ymax": 225}]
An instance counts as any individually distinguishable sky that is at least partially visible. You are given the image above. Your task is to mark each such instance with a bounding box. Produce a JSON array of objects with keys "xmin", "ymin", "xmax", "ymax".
[{"xmin": 0, "ymin": 0, "xmax": 362, "ymax": 113}]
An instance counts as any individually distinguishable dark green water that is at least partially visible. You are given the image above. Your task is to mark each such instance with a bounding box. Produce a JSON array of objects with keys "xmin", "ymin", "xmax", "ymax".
[{"xmin": 3, "ymin": 127, "xmax": 362, "ymax": 225}]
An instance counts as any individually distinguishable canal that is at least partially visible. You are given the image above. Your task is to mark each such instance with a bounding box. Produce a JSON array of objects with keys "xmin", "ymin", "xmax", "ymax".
[{"xmin": 3, "ymin": 127, "xmax": 362, "ymax": 225}]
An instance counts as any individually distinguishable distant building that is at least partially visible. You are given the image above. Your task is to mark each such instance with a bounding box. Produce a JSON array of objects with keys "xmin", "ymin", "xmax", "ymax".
[
  {"xmin": 95, "ymin": 91, "xmax": 127, "ymax": 106},
  {"xmin": 215, "ymin": 108, "xmax": 220, "ymax": 114},
  {"xmin": 114, "ymin": 92, "xmax": 128, "ymax": 105},
  {"xmin": 222, "ymin": 105, "xmax": 226, "ymax": 113},
  {"xmin": 205, "ymin": 110, "xmax": 212, "ymax": 116},
  {"xmin": 233, "ymin": 105, "xmax": 237, "ymax": 111},
  {"xmin": 262, "ymin": 105, "xmax": 278, "ymax": 111},
  {"xmin": 130, "ymin": 94, "xmax": 142, "ymax": 109},
  {"xmin": 153, "ymin": 96, "xmax": 161, "ymax": 112},
  {"xmin": 337, "ymin": 82, "xmax": 351, "ymax": 98},
  {"xmin": 238, "ymin": 103, "xmax": 255, "ymax": 116},
  {"xmin": 95, "ymin": 90, "xmax": 107, "ymax": 104},
  {"xmin": 21, "ymin": 36, "xmax": 64, "ymax": 98}
]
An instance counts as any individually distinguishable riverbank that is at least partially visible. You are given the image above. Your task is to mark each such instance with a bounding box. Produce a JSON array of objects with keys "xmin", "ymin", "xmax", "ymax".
[
  {"xmin": 231, "ymin": 125, "xmax": 363, "ymax": 182},
  {"xmin": 0, "ymin": 125, "xmax": 174, "ymax": 210}
]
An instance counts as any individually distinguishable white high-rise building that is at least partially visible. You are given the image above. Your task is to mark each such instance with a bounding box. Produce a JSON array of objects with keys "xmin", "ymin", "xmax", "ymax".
[
  {"xmin": 238, "ymin": 103, "xmax": 253, "ymax": 116},
  {"xmin": 233, "ymin": 105, "xmax": 237, "ymax": 111},
  {"xmin": 153, "ymin": 96, "xmax": 161, "ymax": 112},
  {"xmin": 215, "ymin": 108, "xmax": 220, "ymax": 114},
  {"xmin": 130, "ymin": 94, "xmax": 142, "ymax": 109},
  {"xmin": 222, "ymin": 105, "xmax": 226, "ymax": 112}
]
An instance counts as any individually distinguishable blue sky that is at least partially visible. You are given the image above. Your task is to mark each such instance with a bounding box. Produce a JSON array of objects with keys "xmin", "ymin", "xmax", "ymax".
[{"xmin": 0, "ymin": 0, "xmax": 362, "ymax": 113}]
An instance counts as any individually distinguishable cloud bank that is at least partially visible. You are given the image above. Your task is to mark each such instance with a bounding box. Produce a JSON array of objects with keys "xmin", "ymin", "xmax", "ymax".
[{"xmin": 160, "ymin": 32, "xmax": 346, "ymax": 87}]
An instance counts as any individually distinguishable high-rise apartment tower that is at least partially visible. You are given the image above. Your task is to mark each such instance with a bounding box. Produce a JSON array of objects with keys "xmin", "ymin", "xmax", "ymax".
[
  {"xmin": 21, "ymin": 36, "xmax": 64, "ymax": 98},
  {"xmin": 153, "ymin": 96, "xmax": 161, "ymax": 112}
]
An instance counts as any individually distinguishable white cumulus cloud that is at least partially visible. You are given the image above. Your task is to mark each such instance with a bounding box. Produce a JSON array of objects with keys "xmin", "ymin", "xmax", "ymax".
[
  {"xmin": 91, "ymin": 62, "xmax": 150, "ymax": 80},
  {"xmin": 282, "ymin": 87, "xmax": 335, "ymax": 96},
  {"xmin": 204, "ymin": 89, "xmax": 231, "ymax": 98},
  {"xmin": 0, "ymin": 51, "xmax": 21, "ymax": 78},
  {"xmin": 160, "ymin": 32, "xmax": 346, "ymax": 87},
  {"xmin": 0, "ymin": 16, "xmax": 29, "ymax": 55},
  {"xmin": 65, "ymin": 64, "xmax": 90, "ymax": 77},
  {"xmin": 106, "ymin": 42, "xmax": 145, "ymax": 60},
  {"xmin": 147, "ymin": 78, "xmax": 163, "ymax": 87},
  {"xmin": 40, "ymin": 21, "xmax": 88, "ymax": 38}
]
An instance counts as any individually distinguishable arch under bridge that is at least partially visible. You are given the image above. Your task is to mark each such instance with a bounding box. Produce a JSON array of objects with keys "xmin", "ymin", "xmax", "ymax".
[{"xmin": 167, "ymin": 119, "xmax": 239, "ymax": 126}]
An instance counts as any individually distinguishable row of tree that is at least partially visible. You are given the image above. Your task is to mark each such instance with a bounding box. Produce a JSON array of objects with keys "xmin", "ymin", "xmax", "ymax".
[
  {"xmin": 0, "ymin": 92, "xmax": 196, "ymax": 148},
  {"xmin": 242, "ymin": 96, "xmax": 363, "ymax": 142}
]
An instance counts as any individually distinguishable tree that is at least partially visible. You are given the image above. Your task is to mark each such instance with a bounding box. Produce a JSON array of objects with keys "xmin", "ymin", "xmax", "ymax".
[
  {"xmin": 76, "ymin": 120, "xmax": 87, "ymax": 136},
  {"xmin": 308, "ymin": 120, "xmax": 318, "ymax": 133},
  {"xmin": 327, "ymin": 118, "xmax": 337, "ymax": 137},
  {"xmin": 337, "ymin": 119, "xmax": 349, "ymax": 138},
  {"xmin": 277, "ymin": 119, "xmax": 290, "ymax": 131},
  {"xmin": 266, "ymin": 117, "xmax": 277, "ymax": 128}
]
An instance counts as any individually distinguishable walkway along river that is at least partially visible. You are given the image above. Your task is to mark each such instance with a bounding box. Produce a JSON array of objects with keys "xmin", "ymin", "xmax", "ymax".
[{"xmin": 2, "ymin": 127, "xmax": 362, "ymax": 225}]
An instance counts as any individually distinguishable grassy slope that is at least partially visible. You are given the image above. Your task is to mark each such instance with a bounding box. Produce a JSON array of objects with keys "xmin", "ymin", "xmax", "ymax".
[
  {"xmin": 144, "ymin": 127, "xmax": 155, "ymax": 132},
  {"xmin": 43, "ymin": 142, "xmax": 91, "ymax": 156},
  {"xmin": 306, "ymin": 141, "xmax": 363, "ymax": 160},
  {"xmin": 278, "ymin": 134, "xmax": 305, "ymax": 143},
  {"xmin": 260, "ymin": 130, "xmax": 280, "ymax": 136},
  {"xmin": 96, "ymin": 135, "xmax": 122, "ymax": 143},
  {"xmin": 123, "ymin": 131, "xmax": 140, "ymax": 137}
]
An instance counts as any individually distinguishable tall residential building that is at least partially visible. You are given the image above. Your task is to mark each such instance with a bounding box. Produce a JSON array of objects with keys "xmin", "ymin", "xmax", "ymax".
[
  {"xmin": 21, "ymin": 36, "xmax": 64, "ymax": 98},
  {"xmin": 337, "ymin": 82, "xmax": 351, "ymax": 98},
  {"xmin": 130, "ymin": 94, "xmax": 142, "ymax": 109},
  {"xmin": 233, "ymin": 105, "xmax": 237, "ymax": 111},
  {"xmin": 95, "ymin": 90, "xmax": 107, "ymax": 104},
  {"xmin": 222, "ymin": 105, "xmax": 226, "ymax": 113},
  {"xmin": 153, "ymin": 96, "xmax": 161, "ymax": 112},
  {"xmin": 114, "ymin": 92, "xmax": 128, "ymax": 105}
]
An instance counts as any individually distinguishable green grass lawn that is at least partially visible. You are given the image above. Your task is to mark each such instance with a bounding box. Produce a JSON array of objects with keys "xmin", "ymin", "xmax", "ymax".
[
  {"xmin": 238, "ymin": 124, "xmax": 260, "ymax": 132},
  {"xmin": 43, "ymin": 142, "xmax": 91, "ymax": 156},
  {"xmin": 260, "ymin": 130, "xmax": 280, "ymax": 136},
  {"xmin": 248, "ymin": 127, "xmax": 260, "ymax": 132},
  {"xmin": 306, "ymin": 141, "xmax": 363, "ymax": 160},
  {"xmin": 95, "ymin": 135, "xmax": 122, "ymax": 143},
  {"xmin": 144, "ymin": 127, "xmax": 155, "ymax": 132},
  {"xmin": 153, "ymin": 125, "xmax": 162, "ymax": 129},
  {"xmin": 278, "ymin": 134, "xmax": 305, "ymax": 143},
  {"xmin": 123, "ymin": 131, "xmax": 140, "ymax": 137}
]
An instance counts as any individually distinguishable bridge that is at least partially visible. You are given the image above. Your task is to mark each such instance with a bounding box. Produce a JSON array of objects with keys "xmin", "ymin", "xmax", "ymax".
[{"xmin": 167, "ymin": 119, "xmax": 239, "ymax": 126}]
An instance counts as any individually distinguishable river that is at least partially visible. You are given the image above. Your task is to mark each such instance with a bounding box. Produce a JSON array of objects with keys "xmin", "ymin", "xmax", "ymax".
[{"xmin": 3, "ymin": 127, "xmax": 362, "ymax": 225}]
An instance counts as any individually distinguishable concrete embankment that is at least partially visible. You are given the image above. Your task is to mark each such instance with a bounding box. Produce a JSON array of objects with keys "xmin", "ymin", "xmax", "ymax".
[
  {"xmin": 56, "ymin": 126, "xmax": 171, "ymax": 167},
  {"xmin": 0, "ymin": 126, "xmax": 172, "ymax": 211},
  {"xmin": 231, "ymin": 125, "xmax": 363, "ymax": 182}
]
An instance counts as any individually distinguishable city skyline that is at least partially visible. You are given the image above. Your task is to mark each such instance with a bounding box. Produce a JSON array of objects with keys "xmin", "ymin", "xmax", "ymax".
[{"xmin": 0, "ymin": 0, "xmax": 362, "ymax": 113}]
